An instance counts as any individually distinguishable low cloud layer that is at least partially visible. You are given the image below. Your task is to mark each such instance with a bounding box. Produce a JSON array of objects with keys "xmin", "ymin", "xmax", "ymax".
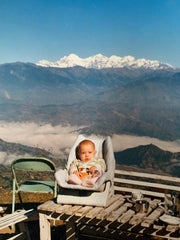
[
  {"xmin": 0, "ymin": 121, "xmax": 180, "ymax": 165},
  {"xmin": 0, "ymin": 122, "xmax": 80, "ymax": 156},
  {"xmin": 112, "ymin": 134, "xmax": 180, "ymax": 152}
]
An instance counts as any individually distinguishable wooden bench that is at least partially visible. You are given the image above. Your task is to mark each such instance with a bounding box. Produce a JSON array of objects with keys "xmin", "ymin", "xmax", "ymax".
[
  {"xmin": 38, "ymin": 169, "xmax": 180, "ymax": 240},
  {"xmin": 0, "ymin": 209, "xmax": 37, "ymax": 240}
]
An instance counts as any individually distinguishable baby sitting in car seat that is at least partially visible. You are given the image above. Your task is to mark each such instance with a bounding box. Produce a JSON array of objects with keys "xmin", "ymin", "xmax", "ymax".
[{"xmin": 67, "ymin": 139, "xmax": 106, "ymax": 187}]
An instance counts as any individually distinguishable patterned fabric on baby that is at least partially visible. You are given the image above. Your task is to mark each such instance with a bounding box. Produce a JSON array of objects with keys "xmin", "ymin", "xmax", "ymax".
[{"xmin": 68, "ymin": 158, "xmax": 106, "ymax": 176}]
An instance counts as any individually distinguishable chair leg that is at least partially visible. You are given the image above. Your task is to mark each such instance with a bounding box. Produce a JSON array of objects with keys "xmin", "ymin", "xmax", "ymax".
[
  {"xmin": 54, "ymin": 182, "xmax": 58, "ymax": 198},
  {"xmin": 18, "ymin": 191, "xmax": 23, "ymax": 205},
  {"xmin": 12, "ymin": 180, "xmax": 16, "ymax": 214}
]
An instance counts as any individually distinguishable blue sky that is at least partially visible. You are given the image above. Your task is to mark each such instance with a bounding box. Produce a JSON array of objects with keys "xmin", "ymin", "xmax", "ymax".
[{"xmin": 0, "ymin": 0, "xmax": 180, "ymax": 67}]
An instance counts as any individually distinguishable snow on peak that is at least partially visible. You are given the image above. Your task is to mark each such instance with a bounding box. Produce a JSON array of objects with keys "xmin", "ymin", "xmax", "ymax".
[{"xmin": 36, "ymin": 54, "xmax": 174, "ymax": 70}]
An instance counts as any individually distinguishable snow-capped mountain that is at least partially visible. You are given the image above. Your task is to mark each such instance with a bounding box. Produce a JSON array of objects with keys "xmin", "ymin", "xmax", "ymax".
[{"xmin": 36, "ymin": 53, "xmax": 174, "ymax": 70}]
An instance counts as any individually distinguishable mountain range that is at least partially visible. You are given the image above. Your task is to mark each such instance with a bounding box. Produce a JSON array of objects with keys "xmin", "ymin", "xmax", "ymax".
[
  {"xmin": 115, "ymin": 144, "xmax": 180, "ymax": 177},
  {"xmin": 36, "ymin": 53, "xmax": 174, "ymax": 70},
  {"xmin": 0, "ymin": 55, "xmax": 180, "ymax": 141}
]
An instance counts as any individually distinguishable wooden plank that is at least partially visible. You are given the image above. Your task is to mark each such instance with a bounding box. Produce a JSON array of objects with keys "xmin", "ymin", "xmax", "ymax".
[
  {"xmin": 52, "ymin": 204, "xmax": 72, "ymax": 214},
  {"xmin": 141, "ymin": 207, "xmax": 165, "ymax": 228},
  {"xmin": 107, "ymin": 202, "xmax": 131, "ymax": 222},
  {"xmin": 75, "ymin": 206, "xmax": 93, "ymax": 217},
  {"xmin": 129, "ymin": 213, "xmax": 146, "ymax": 225},
  {"xmin": 0, "ymin": 209, "xmax": 36, "ymax": 230},
  {"xmin": 95, "ymin": 196, "xmax": 125, "ymax": 219},
  {"xmin": 48, "ymin": 202, "xmax": 65, "ymax": 213},
  {"xmin": 114, "ymin": 186, "xmax": 167, "ymax": 198},
  {"xmin": 118, "ymin": 209, "xmax": 135, "ymax": 224},
  {"xmin": 0, "ymin": 210, "xmax": 29, "ymax": 225},
  {"xmin": 147, "ymin": 199, "xmax": 161, "ymax": 214},
  {"xmin": 64, "ymin": 205, "xmax": 82, "ymax": 215},
  {"xmin": 106, "ymin": 194, "xmax": 123, "ymax": 207},
  {"xmin": 166, "ymin": 224, "xmax": 180, "ymax": 232},
  {"xmin": 86, "ymin": 207, "xmax": 104, "ymax": 218},
  {"xmin": 115, "ymin": 169, "xmax": 180, "ymax": 184},
  {"xmin": 39, "ymin": 212, "xmax": 51, "ymax": 240},
  {"xmin": 114, "ymin": 178, "xmax": 180, "ymax": 193},
  {"xmin": 38, "ymin": 200, "xmax": 56, "ymax": 211},
  {"xmin": 85, "ymin": 195, "xmax": 123, "ymax": 221},
  {"xmin": 105, "ymin": 194, "xmax": 122, "ymax": 206}
]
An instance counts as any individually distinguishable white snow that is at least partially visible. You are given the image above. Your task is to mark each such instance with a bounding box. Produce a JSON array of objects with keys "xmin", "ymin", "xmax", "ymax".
[{"xmin": 36, "ymin": 54, "xmax": 174, "ymax": 70}]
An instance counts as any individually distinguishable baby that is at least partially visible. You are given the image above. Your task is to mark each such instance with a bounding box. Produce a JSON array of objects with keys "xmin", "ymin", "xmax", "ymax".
[{"xmin": 67, "ymin": 139, "xmax": 106, "ymax": 187}]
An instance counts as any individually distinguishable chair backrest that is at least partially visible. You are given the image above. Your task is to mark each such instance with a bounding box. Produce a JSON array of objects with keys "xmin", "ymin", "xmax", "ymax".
[
  {"xmin": 11, "ymin": 157, "xmax": 57, "ymax": 214},
  {"xmin": 66, "ymin": 135, "xmax": 115, "ymax": 179},
  {"xmin": 11, "ymin": 157, "xmax": 56, "ymax": 178}
]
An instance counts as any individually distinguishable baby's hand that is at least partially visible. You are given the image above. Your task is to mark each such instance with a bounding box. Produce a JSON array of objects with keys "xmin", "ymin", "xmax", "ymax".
[
  {"xmin": 89, "ymin": 166, "xmax": 99, "ymax": 177},
  {"xmin": 73, "ymin": 170, "xmax": 81, "ymax": 178}
]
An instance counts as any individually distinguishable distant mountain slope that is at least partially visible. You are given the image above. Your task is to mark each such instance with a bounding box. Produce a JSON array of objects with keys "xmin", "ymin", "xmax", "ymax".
[
  {"xmin": 98, "ymin": 72, "xmax": 180, "ymax": 107},
  {"xmin": 0, "ymin": 62, "xmax": 155, "ymax": 105},
  {"xmin": 0, "ymin": 138, "xmax": 49, "ymax": 157},
  {"xmin": 115, "ymin": 144, "xmax": 180, "ymax": 177},
  {"xmin": 0, "ymin": 62, "xmax": 180, "ymax": 140}
]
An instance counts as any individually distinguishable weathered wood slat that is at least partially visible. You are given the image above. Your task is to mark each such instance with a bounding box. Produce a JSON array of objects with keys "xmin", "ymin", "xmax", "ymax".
[
  {"xmin": 166, "ymin": 224, "xmax": 180, "ymax": 232},
  {"xmin": 75, "ymin": 206, "xmax": 93, "ymax": 217},
  {"xmin": 106, "ymin": 194, "xmax": 123, "ymax": 206},
  {"xmin": 107, "ymin": 202, "xmax": 132, "ymax": 222},
  {"xmin": 52, "ymin": 203, "xmax": 69, "ymax": 213},
  {"xmin": 129, "ymin": 213, "xmax": 146, "ymax": 225},
  {"xmin": 147, "ymin": 199, "xmax": 161, "ymax": 214},
  {"xmin": 53, "ymin": 204, "xmax": 71, "ymax": 214},
  {"xmin": 0, "ymin": 210, "xmax": 32, "ymax": 224},
  {"xmin": 114, "ymin": 186, "xmax": 167, "ymax": 198},
  {"xmin": 38, "ymin": 200, "xmax": 56, "ymax": 211},
  {"xmin": 105, "ymin": 198, "xmax": 125, "ymax": 221},
  {"xmin": 0, "ymin": 209, "xmax": 36, "ymax": 230},
  {"xmin": 118, "ymin": 209, "xmax": 135, "ymax": 224},
  {"xmin": 63, "ymin": 205, "xmax": 82, "ymax": 215},
  {"xmin": 114, "ymin": 177, "xmax": 180, "ymax": 193},
  {"xmin": 86, "ymin": 206, "xmax": 103, "ymax": 218},
  {"xmin": 141, "ymin": 207, "xmax": 165, "ymax": 228},
  {"xmin": 39, "ymin": 212, "xmax": 51, "ymax": 240},
  {"xmin": 115, "ymin": 169, "xmax": 180, "ymax": 183},
  {"xmin": 95, "ymin": 196, "xmax": 124, "ymax": 219}
]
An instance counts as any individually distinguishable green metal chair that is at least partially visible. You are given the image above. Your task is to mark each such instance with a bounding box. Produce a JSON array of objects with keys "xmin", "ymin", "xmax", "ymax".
[{"xmin": 11, "ymin": 157, "xmax": 57, "ymax": 213}]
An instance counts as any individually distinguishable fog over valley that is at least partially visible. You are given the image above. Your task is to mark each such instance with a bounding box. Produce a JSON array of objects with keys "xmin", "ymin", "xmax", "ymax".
[{"xmin": 1, "ymin": 121, "xmax": 180, "ymax": 165}]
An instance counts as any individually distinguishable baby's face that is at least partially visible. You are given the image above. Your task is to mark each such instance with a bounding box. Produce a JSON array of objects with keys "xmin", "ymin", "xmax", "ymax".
[{"xmin": 78, "ymin": 143, "xmax": 96, "ymax": 162}]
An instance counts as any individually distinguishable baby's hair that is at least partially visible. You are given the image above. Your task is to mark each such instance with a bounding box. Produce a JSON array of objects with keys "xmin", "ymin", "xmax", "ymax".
[{"xmin": 76, "ymin": 140, "xmax": 95, "ymax": 153}]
